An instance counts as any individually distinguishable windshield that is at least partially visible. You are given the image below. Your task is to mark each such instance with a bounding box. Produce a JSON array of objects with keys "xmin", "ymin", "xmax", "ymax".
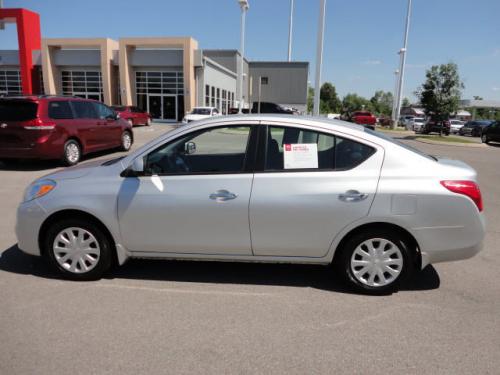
[
  {"xmin": 191, "ymin": 108, "xmax": 211, "ymax": 115},
  {"xmin": 364, "ymin": 128, "xmax": 437, "ymax": 161}
]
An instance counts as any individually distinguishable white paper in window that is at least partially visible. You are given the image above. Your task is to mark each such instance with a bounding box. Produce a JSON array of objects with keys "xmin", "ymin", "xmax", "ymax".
[{"xmin": 283, "ymin": 143, "xmax": 318, "ymax": 169}]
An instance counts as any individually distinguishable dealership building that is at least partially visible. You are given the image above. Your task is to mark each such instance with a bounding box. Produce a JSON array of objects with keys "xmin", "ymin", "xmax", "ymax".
[{"xmin": 0, "ymin": 9, "xmax": 309, "ymax": 122}]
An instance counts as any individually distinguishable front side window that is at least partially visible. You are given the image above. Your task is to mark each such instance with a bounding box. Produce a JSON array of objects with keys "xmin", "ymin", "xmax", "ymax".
[
  {"xmin": 48, "ymin": 101, "xmax": 73, "ymax": 119},
  {"xmin": 264, "ymin": 126, "xmax": 375, "ymax": 171},
  {"xmin": 71, "ymin": 101, "xmax": 98, "ymax": 119},
  {"xmin": 93, "ymin": 103, "xmax": 115, "ymax": 119},
  {"xmin": 145, "ymin": 126, "xmax": 252, "ymax": 175}
]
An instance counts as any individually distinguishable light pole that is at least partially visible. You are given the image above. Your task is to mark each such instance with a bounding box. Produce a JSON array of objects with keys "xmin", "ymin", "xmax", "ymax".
[
  {"xmin": 237, "ymin": 0, "xmax": 249, "ymax": 114},
  {"xmin": 313, "ymin": 0, "xmax": 326, "ymax": 116},
  {"xmin": 391, "ymin": 69, "xmax": 400, "ymax": 125},
  {"xmin": 287, "ymin": 0, "xmax": 294, "ymax": 61},
  {"xmin": 392, "ymin": 0, "xmax": 412, "ymax": 129}
]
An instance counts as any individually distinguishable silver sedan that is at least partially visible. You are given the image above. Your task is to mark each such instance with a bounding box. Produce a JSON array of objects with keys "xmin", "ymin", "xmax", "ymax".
[{"xmin": 16, "ymin": 115, "xmax": 486, "ymax": 294}]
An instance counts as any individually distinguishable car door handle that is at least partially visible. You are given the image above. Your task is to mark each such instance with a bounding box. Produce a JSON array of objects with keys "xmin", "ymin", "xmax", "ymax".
[
  {"xmin": 339, "ymin": 190, "xmax": 368, "ymax": 202},
  {"xmin": 209, "ymin": 189, "xmax": 238, "ymax": 202}
]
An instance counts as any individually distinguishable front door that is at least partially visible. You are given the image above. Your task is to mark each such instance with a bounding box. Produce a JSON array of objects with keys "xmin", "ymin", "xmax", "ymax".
[
  {"xmin": 249, "ymin": 124, "xmax": 384, "ymax": 258},
  {"xmin": 117, "ymin": 124, "xmax": 256, "ymax": 255},
  {"xmin": 163, "ymin": 96, "xmax": 177, "ymax": 121},
  {"xmin": 148, "ymin": 95, "xmax": 162, "ymax": 120}
]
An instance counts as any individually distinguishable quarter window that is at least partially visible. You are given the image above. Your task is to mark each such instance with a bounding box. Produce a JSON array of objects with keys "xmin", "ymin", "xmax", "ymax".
[
  {"xmin": 145, "ymin": 126, "xmax": 252, "ymax": 175},
  {"xmin": 264, "ymin": 126, "xmax": 375, "ymax": 171}
]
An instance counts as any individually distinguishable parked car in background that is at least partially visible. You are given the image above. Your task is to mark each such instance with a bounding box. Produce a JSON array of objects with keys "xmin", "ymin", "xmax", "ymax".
[
  {"xmin": 420, "ymin": 118, "xmax": 451, "ymax": 135},
  {"xmin": 182, "ymin": 106, "xmax": 220, "ymax": 124},
  {"xmin": 349, "ymin": 111, "xmax": 376, "ymax": 130},
  {"xmin": 459, "ymin": 120, "xmax": 494, "ymax": 137},
  {"xmin": 0, "ymin": 96, "xmax": 133, "ymax": 166},
  {"xmin": 410, "ymin": 117, "xmax": 426, "ymax": 132},
  {"xmin": 229, "ymin": 102, "xmax": 295, "ymax": 115},
  {"xmin": 16, "ymin": 115, "xmax": 485, "ymax": 295},
  {"xmin": 449, "ymin": 119, "xmax": 465, "ymax": 134},
  {"xmin": 377, "ymin": 116, "xmax": 392, "ymax": 126},
  {"xmin": 480, "ymin": 121, "xmax": 500, "ymax": 144},
  {"xmin": 399, "ymin": 115, "xmax": 414, "ymax": 127},
  {"xmin": 111, "ymin": 106, "xmax": 151, "ymax": 127}
]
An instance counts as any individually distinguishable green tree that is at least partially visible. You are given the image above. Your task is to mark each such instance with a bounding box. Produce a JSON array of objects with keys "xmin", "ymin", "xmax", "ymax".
[
  {"xmin": 320, "ymin": 82, "xmax": 342, "ymax": 113},
  {"xmin": 307, "ymin": 86, "xmax": 314, "ymax": 113},
  {"xmin": 342, "ymin": 93, "xmax": 373, "ymax": 116},
  {"xmin": 370, "ymin": 90, "xmax": 393, "ymax": 116},
  {"xmin": 402, "ymin": 97, "xmax": 411, "ymax": 107},
  {"xmin": 415, "ymin": 62, "xmax": 464, "ymax": 121}
]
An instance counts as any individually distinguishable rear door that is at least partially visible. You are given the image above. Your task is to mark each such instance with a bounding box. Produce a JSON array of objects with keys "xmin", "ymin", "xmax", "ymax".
[
  {"xmin": 0, "ymin": 99, "xmax": 39, "ymax": 150},
  {"xmin": 249, "ymin": 123, "xmax": 384, "ymax": 258}
]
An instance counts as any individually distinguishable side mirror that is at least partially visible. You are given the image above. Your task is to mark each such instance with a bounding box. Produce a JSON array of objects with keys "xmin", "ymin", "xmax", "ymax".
[
  {"xmin": 130, "ymin": 157, "xmax": 144, "ymax": 175},
  {"xmin": 185, "ymin": 141, "xmax": 196, "ymax": 155}
]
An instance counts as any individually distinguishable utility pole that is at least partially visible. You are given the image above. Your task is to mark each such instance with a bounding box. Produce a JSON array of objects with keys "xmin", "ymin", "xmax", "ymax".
[
  {"xmin": 313, "ymin": 0, "xmax": 326, "ymax": 116},
  {"xmin": 287, "ymin": 0, "xmax": 294, "ymax": 61},
  {"xmin": 391, "ymin": 69, "xmax": 400, "ymax": 126},
  {"xmin": 237, "ymin": 0, "xmax": 249, "ymax": 114},
  {"xmin": 392, "ymin": 0, "xmax": 412, "ymax": 129}
]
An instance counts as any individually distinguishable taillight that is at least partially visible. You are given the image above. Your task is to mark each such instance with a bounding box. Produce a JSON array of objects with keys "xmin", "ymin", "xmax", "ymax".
[
  {"xmin": 440, "ymin": 180, "xmax": 483, "ymax": 212},
  {"xmin": 24, "ymin": 118, "xmax": 56, "ymax": 130}
]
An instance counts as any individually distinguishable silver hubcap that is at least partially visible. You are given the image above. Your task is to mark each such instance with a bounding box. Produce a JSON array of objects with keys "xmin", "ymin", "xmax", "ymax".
[
  {"xmin": 350, "ymin": 238, "xmax": 403, "ymax": 287},
  {"xmin": 66, "ymin": 143, "xmax": 80, "ymax": 163},
  {"xmin": 53, "ymin": 227, "xmax": 100, "ymax": 274},
  {"xmin": 122, "ymin": 132, "xmax": 131, "ymax": 149}
]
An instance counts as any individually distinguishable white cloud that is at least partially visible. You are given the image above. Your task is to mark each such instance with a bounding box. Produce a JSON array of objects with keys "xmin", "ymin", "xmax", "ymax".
[{"xmin": 362, "ymin": 60, "xmax": 382, "ymax": 65}]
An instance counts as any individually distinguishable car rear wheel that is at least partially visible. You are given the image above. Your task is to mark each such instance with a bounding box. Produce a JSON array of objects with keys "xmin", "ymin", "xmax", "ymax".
[
  {"xmin": 44, "ymin": 219, "xmax": 113, "ymax": 280},
  {"xmin": 120, "ymin": 130, "xmax": 132, "ymax": 151},
  {"xmin": 63, "ymin": 139, "xmax": 81, "ymax": 166},
  {"xmin": 337, "ymin": 230, "xmax": 413, "ymax": 295}
]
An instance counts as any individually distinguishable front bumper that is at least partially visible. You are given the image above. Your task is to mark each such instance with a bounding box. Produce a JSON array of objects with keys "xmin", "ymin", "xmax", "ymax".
[{"xmin": 15, "ymin": 199, "xmax": 48, "ymax": 256}]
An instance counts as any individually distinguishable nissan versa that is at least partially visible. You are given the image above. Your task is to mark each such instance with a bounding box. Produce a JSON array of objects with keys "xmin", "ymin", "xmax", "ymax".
[{"xmin": 16, "ymin": 115, "xmax": 485, "ymax": 294}]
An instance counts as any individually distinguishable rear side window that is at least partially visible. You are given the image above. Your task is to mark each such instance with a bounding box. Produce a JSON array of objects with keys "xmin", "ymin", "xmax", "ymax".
[
  {"xmin": 48, "ymin": 101, "xmax": 73, "ymax": 119},
  {"xmin": 264, "ymin": 126, "xmax": 375, "ymax": 171},
  {"xmin": 93, "ymin": 103, "xmax": 115, "ymax": 119},
  {"xmin": 0, "ymin": 100, "xmax": 38, "ymax": 121},
  {"xmin": 71, "ymin": 101, "xmax": 98, "ymax": 119}
]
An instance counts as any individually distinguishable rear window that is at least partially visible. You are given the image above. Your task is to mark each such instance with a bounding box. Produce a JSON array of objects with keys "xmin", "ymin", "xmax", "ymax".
[
  {"xmin": 0, "ymin": 100, "xmax": 38, "ymax": 121},
  {"xmin": 48, "ymin": 101, "xmax": 73, "ymax": 119}
]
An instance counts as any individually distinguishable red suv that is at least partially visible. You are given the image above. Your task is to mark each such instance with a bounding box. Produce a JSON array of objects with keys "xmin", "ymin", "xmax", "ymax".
[
  {"xmin": 0, "ymin": 96, "xmax": 133, "ymax": 166},
  {"xmin": 111, "ymin": 105, "xmax": 152, "ymax": 126}
]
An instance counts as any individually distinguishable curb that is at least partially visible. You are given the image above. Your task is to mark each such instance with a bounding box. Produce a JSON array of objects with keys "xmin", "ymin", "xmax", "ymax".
[{"xmin": 413, "ymin": 138, "xmax": 486, "ymax": 148}]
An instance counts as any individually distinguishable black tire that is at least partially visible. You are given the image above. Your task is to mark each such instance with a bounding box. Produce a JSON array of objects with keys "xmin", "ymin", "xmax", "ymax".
[
  {"xmin": 481, "ymin": 134, "xmax": 489, "ymax": 144},
  {"xmin": 43, "ymin": 218, "xmax": 113, "ymax": 281},
  {"xmin": 62, "ymin": 139, "xmax": 81, "ymax": 166},
  {"xmin": 120, "ymin": 130, "xmax": 132, "ymax": 151},
  {"xmin": 336, "ymin": 230, "xmax": 414, "ymax": 295}
]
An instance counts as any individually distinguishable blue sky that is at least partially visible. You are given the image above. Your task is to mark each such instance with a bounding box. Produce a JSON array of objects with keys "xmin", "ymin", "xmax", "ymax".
[{"xmin": 2, "ymin": 0, "xmax": 499, "ymax": 101}]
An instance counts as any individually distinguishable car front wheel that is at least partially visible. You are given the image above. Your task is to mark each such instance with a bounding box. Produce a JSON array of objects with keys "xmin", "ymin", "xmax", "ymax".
[
  {"xmin": 120, "ymin": 131, "xmax": 132, "ymax": 151},
  {"xmin": 337, "ymin": 230, "xmax": 413, "ymax": 295},
  {"xmin": 44, "ymin": 219, "xmax": 113, "ymax": 280}
]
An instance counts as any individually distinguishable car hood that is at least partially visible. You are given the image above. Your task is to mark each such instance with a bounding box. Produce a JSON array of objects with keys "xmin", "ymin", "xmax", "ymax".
[{"xmin": 41, "ymin": 159, "xmax": 107, "ymax": 181}]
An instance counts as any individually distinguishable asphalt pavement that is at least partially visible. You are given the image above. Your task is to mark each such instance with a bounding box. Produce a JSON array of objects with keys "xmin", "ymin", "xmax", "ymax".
[{"xmin": 1, "ymin": 124, "xmax": 499, "ymax": 374}]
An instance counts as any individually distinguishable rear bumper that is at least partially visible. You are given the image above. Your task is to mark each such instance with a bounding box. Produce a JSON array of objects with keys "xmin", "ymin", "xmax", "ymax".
[{"xmin": 0, "ymin": 137, "xmax": 61, "ymax": 160}]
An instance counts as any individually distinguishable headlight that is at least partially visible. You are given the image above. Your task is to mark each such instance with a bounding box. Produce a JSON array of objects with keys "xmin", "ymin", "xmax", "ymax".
[{"xmin": 23, "ymin": 179, "xmax": 57, "ymax": 202}]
